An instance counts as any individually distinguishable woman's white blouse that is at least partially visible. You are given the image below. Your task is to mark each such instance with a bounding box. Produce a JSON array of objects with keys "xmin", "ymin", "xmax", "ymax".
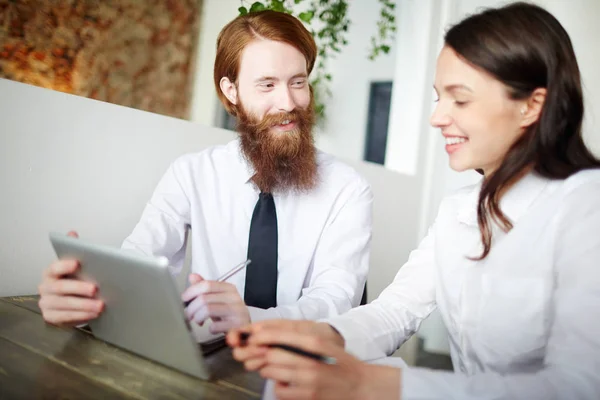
[{"xmin": 328, "ymin": 170, "xmax": 600, "ymax": 399}]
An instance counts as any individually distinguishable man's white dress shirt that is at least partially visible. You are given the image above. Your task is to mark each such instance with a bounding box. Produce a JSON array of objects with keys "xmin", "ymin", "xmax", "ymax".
[
  {"xmin": 328, "ymin": 170, "xmax": 600, "ymax": 399},
  {"xmin": 122, "ymin": 139, "xmax": 373, "ymax": 321}
]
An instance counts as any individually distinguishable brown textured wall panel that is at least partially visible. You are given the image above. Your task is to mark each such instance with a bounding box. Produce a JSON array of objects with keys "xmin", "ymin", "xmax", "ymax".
[{"xmin": 0, "ymin": 0, "xmax": 202, "ymax": 119}]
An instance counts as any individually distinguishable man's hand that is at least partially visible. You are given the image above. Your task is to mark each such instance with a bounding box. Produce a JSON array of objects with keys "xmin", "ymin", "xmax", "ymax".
[
  {"xmin": 182, "ymin": 273, "xmax": 251, "ymax": 333},
  {"xmin": 38, "ymin": 231, "xmax": 104, "ymax": 327}
]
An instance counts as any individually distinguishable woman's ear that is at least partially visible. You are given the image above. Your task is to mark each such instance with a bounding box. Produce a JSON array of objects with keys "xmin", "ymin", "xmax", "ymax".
[{"xmin": 519, "ymin": 88, "xmax": 547, "ymax": 128}]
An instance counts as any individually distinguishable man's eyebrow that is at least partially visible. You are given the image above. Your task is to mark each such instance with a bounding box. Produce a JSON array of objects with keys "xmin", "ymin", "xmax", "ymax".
[
  {"xmin": 254, "ymin": 76, "xmax": 278, "ymax": 83},
  {"xmin": 254, "ymin": 73, "xmax": 308, "ymax": 83}
]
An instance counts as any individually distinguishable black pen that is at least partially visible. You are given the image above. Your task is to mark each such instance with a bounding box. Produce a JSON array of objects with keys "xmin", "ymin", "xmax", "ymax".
[{"xmin": 239, "ymin": 332, "xmax": 337, "ymax": 365}]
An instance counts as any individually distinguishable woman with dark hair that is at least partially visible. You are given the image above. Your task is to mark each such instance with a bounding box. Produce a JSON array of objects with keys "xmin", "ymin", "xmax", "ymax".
[{"xmin": 228, "ymin": 2, "xmax": 600, "ymax": 399}]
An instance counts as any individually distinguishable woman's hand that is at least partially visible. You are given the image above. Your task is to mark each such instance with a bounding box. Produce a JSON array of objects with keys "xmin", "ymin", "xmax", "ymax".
[
  {"xmin": 227, "ymin": 320, "xmax": 401, "ymax": 400},
  {"xmin": 227, "ymin": 319, "xmax": 344, "ymax": 371}
]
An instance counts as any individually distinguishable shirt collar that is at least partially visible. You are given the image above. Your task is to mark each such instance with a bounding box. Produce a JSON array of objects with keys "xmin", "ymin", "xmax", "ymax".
[{"xmin": 457, "ymin": 171, "xmax": 551, "ymax": 227}]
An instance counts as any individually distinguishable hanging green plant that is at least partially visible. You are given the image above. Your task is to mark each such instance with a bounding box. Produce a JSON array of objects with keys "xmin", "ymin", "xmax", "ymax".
[{"xmin": 237, "ymin": 0, "xmax": 396, "ymax": 123}]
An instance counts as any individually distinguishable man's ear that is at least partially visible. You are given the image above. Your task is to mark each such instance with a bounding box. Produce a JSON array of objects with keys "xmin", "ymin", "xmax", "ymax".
[
  {"xmin": 220, "ymin": 77, "xmax": 238, "ymax": 105},
  {"xmin": 519, "ymin": 88, "xmax": 547, "ymax": 128}
]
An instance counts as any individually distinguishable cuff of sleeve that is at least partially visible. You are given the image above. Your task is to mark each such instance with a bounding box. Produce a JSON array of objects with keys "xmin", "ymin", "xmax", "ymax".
[{"xmin": 324, "ymin": 315, "xmax": 372, "ymax": 360}]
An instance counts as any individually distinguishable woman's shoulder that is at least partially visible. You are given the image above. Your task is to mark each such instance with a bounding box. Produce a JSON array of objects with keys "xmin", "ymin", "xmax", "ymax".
[
  {"xmin": 555, "ymin": 170, "xmax": 600, "ymax": 218},
  {"xmin": 561, "ymin": 169, "xmax": 600, "ymax": 195}
]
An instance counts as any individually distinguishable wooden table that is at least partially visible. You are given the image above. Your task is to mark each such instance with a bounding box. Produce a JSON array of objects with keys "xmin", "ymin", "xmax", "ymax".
[{"xmin": 0, "ymin": 296, "xmax": 265, "ymax": 399}]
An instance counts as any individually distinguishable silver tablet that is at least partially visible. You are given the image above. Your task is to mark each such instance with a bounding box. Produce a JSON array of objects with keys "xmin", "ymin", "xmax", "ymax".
[{"xmin": 49, "ymin": 232, "xmax": 210, "ymax": 379}]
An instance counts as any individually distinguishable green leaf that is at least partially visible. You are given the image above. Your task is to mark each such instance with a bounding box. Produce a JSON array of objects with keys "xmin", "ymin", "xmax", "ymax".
[
  {"xmin": 315, "ymin": 103, "xmax": 325, "ymax": 116},
  {"xmin": 381, "ymin": 45, "xmax": 391, "ymax": 54},
  {"xmin": 269, "ymin": 0, "xmax": 286, "ymax": 12},
  {"xmin": 249, "ymin": 2, "xmax": 266, "ymax": 12},
  {"xmin": 319, "ymin": 9, "xmax": 331, "ymax": 21},
  {"xmin": 238, "ymin": 6, "xmax": 248, "ymax": 15},
  {"xmin": 298, "ymin": 11, "xmax": 315, "ymax": 23}
]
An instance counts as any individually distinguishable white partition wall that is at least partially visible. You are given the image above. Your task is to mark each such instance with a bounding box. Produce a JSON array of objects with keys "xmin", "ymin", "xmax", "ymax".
[{"xmin": 0, "ymin": 79, "xmax": 236, "ymax": 296}]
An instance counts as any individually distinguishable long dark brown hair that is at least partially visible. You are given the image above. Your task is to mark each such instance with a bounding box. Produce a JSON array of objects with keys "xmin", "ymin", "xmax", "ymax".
[{"xmin": 445, "ymin": 2, "xmax": 600, "ymax": 259}]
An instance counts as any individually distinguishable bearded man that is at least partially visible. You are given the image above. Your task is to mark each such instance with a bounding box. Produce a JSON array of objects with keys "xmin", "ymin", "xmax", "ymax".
[{"xmin": 37, "ymin": 11, "xmax": 373, "ymax": 333}]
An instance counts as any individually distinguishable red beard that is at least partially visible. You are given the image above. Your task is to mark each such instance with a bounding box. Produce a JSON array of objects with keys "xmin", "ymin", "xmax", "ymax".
[{"xmin": 236, "ymin": 102, "xmax": 318, "ymax": 193}]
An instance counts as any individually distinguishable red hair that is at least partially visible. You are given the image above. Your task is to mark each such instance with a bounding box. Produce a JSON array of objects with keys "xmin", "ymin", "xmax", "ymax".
[{"xmin": 213, "ymin": 10, "xmax": 317, "ymax": 117}]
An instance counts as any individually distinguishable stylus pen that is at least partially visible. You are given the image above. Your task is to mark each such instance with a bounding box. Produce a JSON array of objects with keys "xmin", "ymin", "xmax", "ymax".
[
  {"xmin": 183, "ymin": 259, "xmax": 251, "ymax": 307},
  {"xmin": 239, "ymin": 332, "xmax": 337, "ymax": 365}
]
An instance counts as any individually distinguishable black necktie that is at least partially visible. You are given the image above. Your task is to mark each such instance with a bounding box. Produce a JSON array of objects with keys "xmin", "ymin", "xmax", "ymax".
[{"xmin": 244, "ymin": 192, "xmax": 278, "ymax": 308}]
